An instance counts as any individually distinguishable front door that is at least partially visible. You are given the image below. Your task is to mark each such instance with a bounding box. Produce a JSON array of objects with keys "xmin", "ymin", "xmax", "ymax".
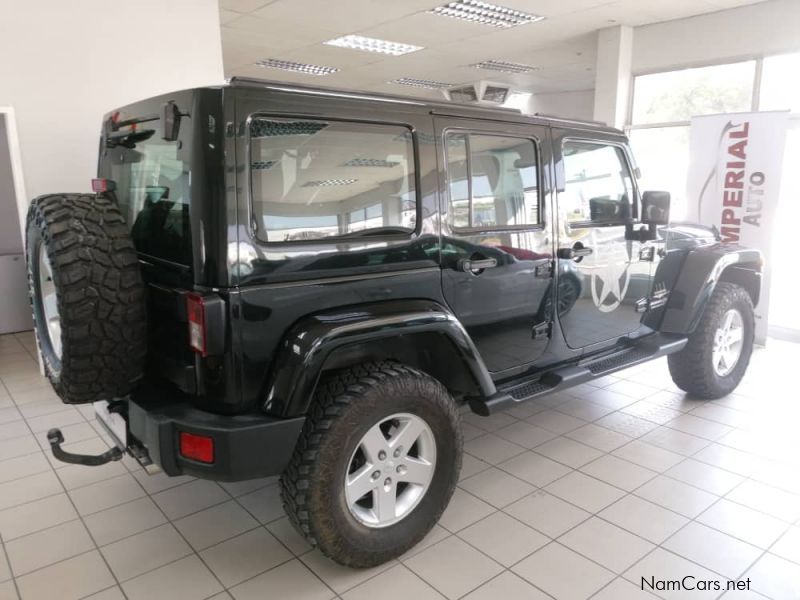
[
  {"xmin": 553, "ymin": 133, "xmax": 654, "ymax": 350},
  {"xmin": 435, "ymin": 117, "xmax": 555, "ymax": 374}
]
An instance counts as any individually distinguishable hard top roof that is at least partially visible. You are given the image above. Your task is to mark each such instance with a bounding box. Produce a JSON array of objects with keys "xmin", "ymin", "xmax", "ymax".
[{"xmin": 227, "ymin": 76, "xmax": 622, "ymax": 135}]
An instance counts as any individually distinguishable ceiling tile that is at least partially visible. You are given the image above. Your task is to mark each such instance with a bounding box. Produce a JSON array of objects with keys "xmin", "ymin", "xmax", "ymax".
[
  {"xmin": 219, "ymin": 0, "xmax": 277, "ymax": 14},
  {"xmin": 252, "ymin": 0, "xmax": 442, "ymax": 34},
  {"xmin": 220, "ymin": 0, "xmax": 767, "ymax": 97}
]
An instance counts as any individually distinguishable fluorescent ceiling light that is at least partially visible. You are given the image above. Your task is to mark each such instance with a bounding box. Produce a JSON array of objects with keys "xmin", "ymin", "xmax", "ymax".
[
  {"xmin": 255, "ymin": 58, "xmax": 339, "ymax": 76},
  {"xmin": 325, "ymin": 35, "xmax": 423, "ymax": 56},
  {"xmin": 302, "ymin": 179, "xmax": 358, "ymax": 187},
  {"xmin": 251, "ymin": 160, "xmax": 277, "ymax": 170},
  {"xmin": 389, "ymin": 77, "xmax": 453, "ymax": 89},
  {"xmin": 471, "ymin": 59, "xmax": 538, "ymax": 73},
  {"xmin": 343, "ymin": 158, "xmax": 400, "ymax": 167},
  {"xmin": 429, "ymin": 0, "xmax": 544, "ymax": 28}
]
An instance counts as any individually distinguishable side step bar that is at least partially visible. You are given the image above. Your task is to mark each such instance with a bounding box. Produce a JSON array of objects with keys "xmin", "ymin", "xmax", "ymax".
[{"xmin": 469, "ymin": 334, "xmax": 688, "ymax": 416}]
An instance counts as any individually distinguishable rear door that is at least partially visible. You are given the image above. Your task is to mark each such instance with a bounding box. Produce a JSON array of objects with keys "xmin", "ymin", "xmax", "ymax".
[
  {"xmin": 434, "ymin": 116, "xmax": 555, "ymax": 374},
  {"xmin": 552, "ymin": 129, "xmax": 655, "ymax": 350}
]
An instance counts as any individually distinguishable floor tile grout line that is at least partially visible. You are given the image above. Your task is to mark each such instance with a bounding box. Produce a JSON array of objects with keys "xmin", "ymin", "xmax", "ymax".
[
  {"xmin": 0, "ymin": 531, "xmax": 23, "ymax": 600},
  {"xmin": 457, "ymin": 440, "xmax": 790, "ymax": 593},
  {"xmin": 9, "ymin": 402, "xmax": 132, "ymax": 600},
  {"xmin": 3, "ymin": 340, "xmax": 796, "ymax": 599},
  {"xmin": 109, "ymin": 467, "xmax": 233, "ymax": 597},
  {"xmin": 221, "ymin": 487, "xmax": 347, "ymax": 597}
]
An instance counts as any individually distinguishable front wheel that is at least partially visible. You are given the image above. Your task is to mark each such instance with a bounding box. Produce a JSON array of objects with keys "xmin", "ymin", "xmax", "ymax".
[
  {"xmin": 668, "ymin": 282, "xmax": 755, "ymax": 399},
  {"xmin": 280, "ymin": 361, "xmax": 462, "ymax": 567}
]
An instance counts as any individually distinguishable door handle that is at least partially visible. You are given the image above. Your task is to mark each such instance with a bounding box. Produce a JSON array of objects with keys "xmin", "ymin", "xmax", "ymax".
[
  {"xmin": 557, "ymin": 242, "xmax": 593, "ymax": 262},
  {"xmin": 457, "ymin": 258, "xmax": 498, "ymax": 273}
]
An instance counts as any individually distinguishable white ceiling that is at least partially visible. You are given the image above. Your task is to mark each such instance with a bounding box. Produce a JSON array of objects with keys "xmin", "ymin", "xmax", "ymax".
[{"xmin": 220, "ymin": 0, "xmax": 766, "ymax": 98}]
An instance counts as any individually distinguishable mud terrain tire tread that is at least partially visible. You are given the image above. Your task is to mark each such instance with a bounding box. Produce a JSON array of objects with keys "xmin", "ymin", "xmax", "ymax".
[
  {"xmin": 280, "ymin": 360, "xmax": 462, "ymax": 568},
  {"xmin": 668, "ymin": 282, "xmax": 754, "ymax": 399},
  {"xmin": 26, "ymin": 193, "xmax": 146, "ymax": 404}
]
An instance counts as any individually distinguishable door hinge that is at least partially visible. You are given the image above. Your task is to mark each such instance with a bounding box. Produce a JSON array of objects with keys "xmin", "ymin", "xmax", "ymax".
[
  {"xmin": 534, "ymin": 261, "xmax": 554, "ymax": 278},
  {"xmin": 639, "ymin": 246, "xmax": 656, "ymax": 262},
  {"xmin": 531, "ymin": 321, "xmax": 551, "ymax": 340}
]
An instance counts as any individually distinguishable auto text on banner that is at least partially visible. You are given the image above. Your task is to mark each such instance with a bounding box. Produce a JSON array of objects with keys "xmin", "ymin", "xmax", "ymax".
[{"xmin": 686, "ymin": 111, "xmax": 790, "ymax": 345}]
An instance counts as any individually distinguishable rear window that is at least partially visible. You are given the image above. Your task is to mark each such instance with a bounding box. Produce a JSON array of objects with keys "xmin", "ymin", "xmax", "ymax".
[
  {"xmin": 101, "ymin": 110, "xmax": 191, "ymax": 265},
  {"xmin": 248, "ymin": 117, "xmax": 417, "ymax": 243}
]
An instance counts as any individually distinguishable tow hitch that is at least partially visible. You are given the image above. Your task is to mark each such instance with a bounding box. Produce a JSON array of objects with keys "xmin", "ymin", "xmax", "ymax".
[{"xmin": 47, "ymin": 428, "xmax": 124, "ymax": 466}]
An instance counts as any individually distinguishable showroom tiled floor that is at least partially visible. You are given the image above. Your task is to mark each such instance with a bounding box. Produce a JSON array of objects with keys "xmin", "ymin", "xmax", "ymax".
[{"xmin": 1, "ymin": 331, "xmax": 800, "ymax": 600}]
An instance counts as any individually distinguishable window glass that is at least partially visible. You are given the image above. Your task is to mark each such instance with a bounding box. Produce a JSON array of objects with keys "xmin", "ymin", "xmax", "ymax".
[
  {"xmin": 760, "ymin": 52, "xmax": 800, "ymax": 113},
  {"xmin": 249, "ymin": 118, "xmax": 417, "ymax": 242},
  {"xmin": 445, "ymin": 133, "xmax": 539, "ymax": 229},
  {"xmin": 629, "ymin": 127, "xmax": 690, "ymax": 221},
  {"xmin": 105, "ymin": 121, "xmax": 191, "ymax": 264},
  {"xmin": 632, "ymin": 61, "xmax": 756, "ymax": 124},
  {"xmin": 561, "ymin": 142, "xmax": 635, "ymax": 224}
]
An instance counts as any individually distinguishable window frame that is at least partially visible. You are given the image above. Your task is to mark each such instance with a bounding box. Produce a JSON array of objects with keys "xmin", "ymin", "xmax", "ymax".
[
  {"xmin": 442, "ymin": 128, "xmax": 545, "ymax": 234},
  {"xmin": 560, "ymin": 137, "xmax": 641, "ymax": 229},
  {"xmin": 245, "ymin": 112, "xmax": 422, "ymax": 246}
]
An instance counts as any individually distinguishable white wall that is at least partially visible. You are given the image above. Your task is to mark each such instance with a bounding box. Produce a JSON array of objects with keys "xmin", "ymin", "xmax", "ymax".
[
  {"xmin": 528, "ymin": 90, "xmax": 596, "ymax": 121},
  {"xmin": 0, "ymin": 117, "xmax": 22, "ymax": 254},
  {"xmin": 0, "ymin": 0, "xmax": 225, "ymax": 237},
  {"xmin": 632, "ymin": 0, "xmax": 800, "ymax": 74}
]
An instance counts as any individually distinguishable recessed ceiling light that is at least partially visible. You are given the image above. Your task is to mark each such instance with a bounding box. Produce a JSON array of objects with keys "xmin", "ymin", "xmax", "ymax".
[
  {"xmin": 343, "ymin": 158, "xmax": 400, "ymax": 167},
  {"xmin": 324, "ymin": 35, "xmax": 423, "ymax": 56},
  {"xmin": 255, "ymin": 58, "xmax": 339, "ymax": 76},
  {"xmin": 428, "ymin": 0, "xmax": 544, "ymax": 28},
  {"xmin": 251, "ymin": 160, "xmax": 277, "ymax": 170},
  {"xmin": 471, "ymin": 59, "xmax": 539, "ymax": 73},
  {"xmin": 389, "ymin": 77, "xmax": 453, "ymax": 89}
]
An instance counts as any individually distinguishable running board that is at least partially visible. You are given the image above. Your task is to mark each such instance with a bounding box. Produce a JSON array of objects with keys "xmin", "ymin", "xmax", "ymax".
[{"xmin": 468, "ymin": 334, "xmax": 687, "ymax": 416}]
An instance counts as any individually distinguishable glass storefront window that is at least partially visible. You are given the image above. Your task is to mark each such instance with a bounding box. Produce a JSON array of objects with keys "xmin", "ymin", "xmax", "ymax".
[{"xmin": 632, "ymin": 61, "xmax": 756, "ymax": 124}]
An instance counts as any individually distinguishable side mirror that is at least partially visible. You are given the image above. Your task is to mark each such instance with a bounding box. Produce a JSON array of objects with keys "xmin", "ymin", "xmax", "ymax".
[
  {"xmin": 642, "ymin": 191, "xmax": 671, "ymax": 225},
  {"xmin": 161, "ymin": 101, "xmax": 182, "ymax": 142}
]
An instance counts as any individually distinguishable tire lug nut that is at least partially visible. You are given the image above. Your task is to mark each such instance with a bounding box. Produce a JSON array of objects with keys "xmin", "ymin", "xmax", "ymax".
[
  {"xmin": 393, "ymin": 447, "xmax": 402, "ymax": 458},
  {"xmin": 371, "ymin": 470, "xmax": 381, "ymax": 480},
  {"xmin": 396, "ymin": 465, "xmax": 407, "ymax": 475},
  {"xmin": 384, "ymin": 477, "xmax": 392, "ymax": 487},
  {"xmin": 378, "ymin": 450, "xmax": 386, "ymax": 461}
]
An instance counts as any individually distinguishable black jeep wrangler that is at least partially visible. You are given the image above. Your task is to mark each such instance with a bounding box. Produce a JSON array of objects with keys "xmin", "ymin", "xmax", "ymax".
[{"xmin": 26, "ymin": 78, "xmax": 761, "ymax": 568}]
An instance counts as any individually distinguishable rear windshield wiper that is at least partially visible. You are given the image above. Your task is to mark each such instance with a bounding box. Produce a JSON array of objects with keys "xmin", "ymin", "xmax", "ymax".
[{"xmin": 105, "ymin": 129, "xmax": 156, "ymax": 149}]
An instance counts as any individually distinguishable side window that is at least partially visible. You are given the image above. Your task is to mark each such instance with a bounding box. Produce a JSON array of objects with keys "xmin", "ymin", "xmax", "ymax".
[
  {"xmin": 249, "ymin": 118, "xmax": 417, "ymax": 243},
  {"xmin": 445, "ymin": 132, "xmax": 540, "ymax": 230},
  {"xmin": 561, "ymin": 141, "xmax": 636, "ymax": 225}
]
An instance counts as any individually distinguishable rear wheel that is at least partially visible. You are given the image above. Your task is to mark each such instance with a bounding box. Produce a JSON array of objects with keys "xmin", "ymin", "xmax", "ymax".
[
  {"xmin": 668, "ymin": 282, "xmax": 754, "ymax": 399},
  {"xmin": 26, "ymin": 193, "xmax": 146, "ymax": 404},
  {"xmin": 280, "ymin": 361, "xmax": 462, "ymax": 567}
]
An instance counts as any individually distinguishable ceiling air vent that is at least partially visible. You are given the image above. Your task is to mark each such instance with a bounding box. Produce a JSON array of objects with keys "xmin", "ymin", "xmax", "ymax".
[{"xmin": 444, "ymin": 81, "xmax": 513, "ymax": 106}]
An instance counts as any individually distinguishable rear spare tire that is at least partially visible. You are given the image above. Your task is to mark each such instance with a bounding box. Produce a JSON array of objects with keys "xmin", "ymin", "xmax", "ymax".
[{"xmin": 26, "ymin": 193, "xmax": 146, "ymax": 404}]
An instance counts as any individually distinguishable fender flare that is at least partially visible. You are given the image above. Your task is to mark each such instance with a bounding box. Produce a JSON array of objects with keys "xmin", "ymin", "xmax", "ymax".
[
  {"xmin": 659, "ymin": 244, "xmax": 762, "ymax": 335},
  {"xmin": 263, "ymin": 299, "xmax": 496, "ymax": 417}
]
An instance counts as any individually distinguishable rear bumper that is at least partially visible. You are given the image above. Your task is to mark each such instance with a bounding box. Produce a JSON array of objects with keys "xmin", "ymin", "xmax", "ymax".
[{"xmin": 128, "ymin": 399, "xmax": 305, "ymax": 482}]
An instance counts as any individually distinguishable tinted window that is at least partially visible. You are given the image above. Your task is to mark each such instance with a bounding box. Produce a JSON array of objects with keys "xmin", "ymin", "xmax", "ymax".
[
  {"xmin": 445, "ymin": 133, "xmax": 539, "ymax": 230},
  {"xmin": 249, "ymin": 118, "xmax": 417, "ymax": 243},
  {"xmin": 105, "ymin": 120, "xmax": 191, "ymax": 264},
  {"xmin": 561, "ymin": 142, "xmax": 635, "ymax": 224}
]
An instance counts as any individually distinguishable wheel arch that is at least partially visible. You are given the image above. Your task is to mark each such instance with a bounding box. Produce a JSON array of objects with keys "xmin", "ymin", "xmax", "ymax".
[
  {"xmin": 263, "ymin": 299, "xmax": 495, "ymax": 417},
  {"xmin": 659, "ymin": 244, "xmax": 762, "ymax": 335}
]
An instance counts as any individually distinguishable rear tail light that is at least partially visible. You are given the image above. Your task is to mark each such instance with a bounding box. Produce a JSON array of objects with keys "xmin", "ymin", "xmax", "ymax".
[
  {"xmin": 179, "ymin": 432, "xmax": 214, "ymax": 463},
  {"xmin": 186, "ymin": 293, "xmax": 207, "ymax": 356},
  {"xmin": 91, "ymin": 178, "xmax": 116, "ymax": 193}
]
